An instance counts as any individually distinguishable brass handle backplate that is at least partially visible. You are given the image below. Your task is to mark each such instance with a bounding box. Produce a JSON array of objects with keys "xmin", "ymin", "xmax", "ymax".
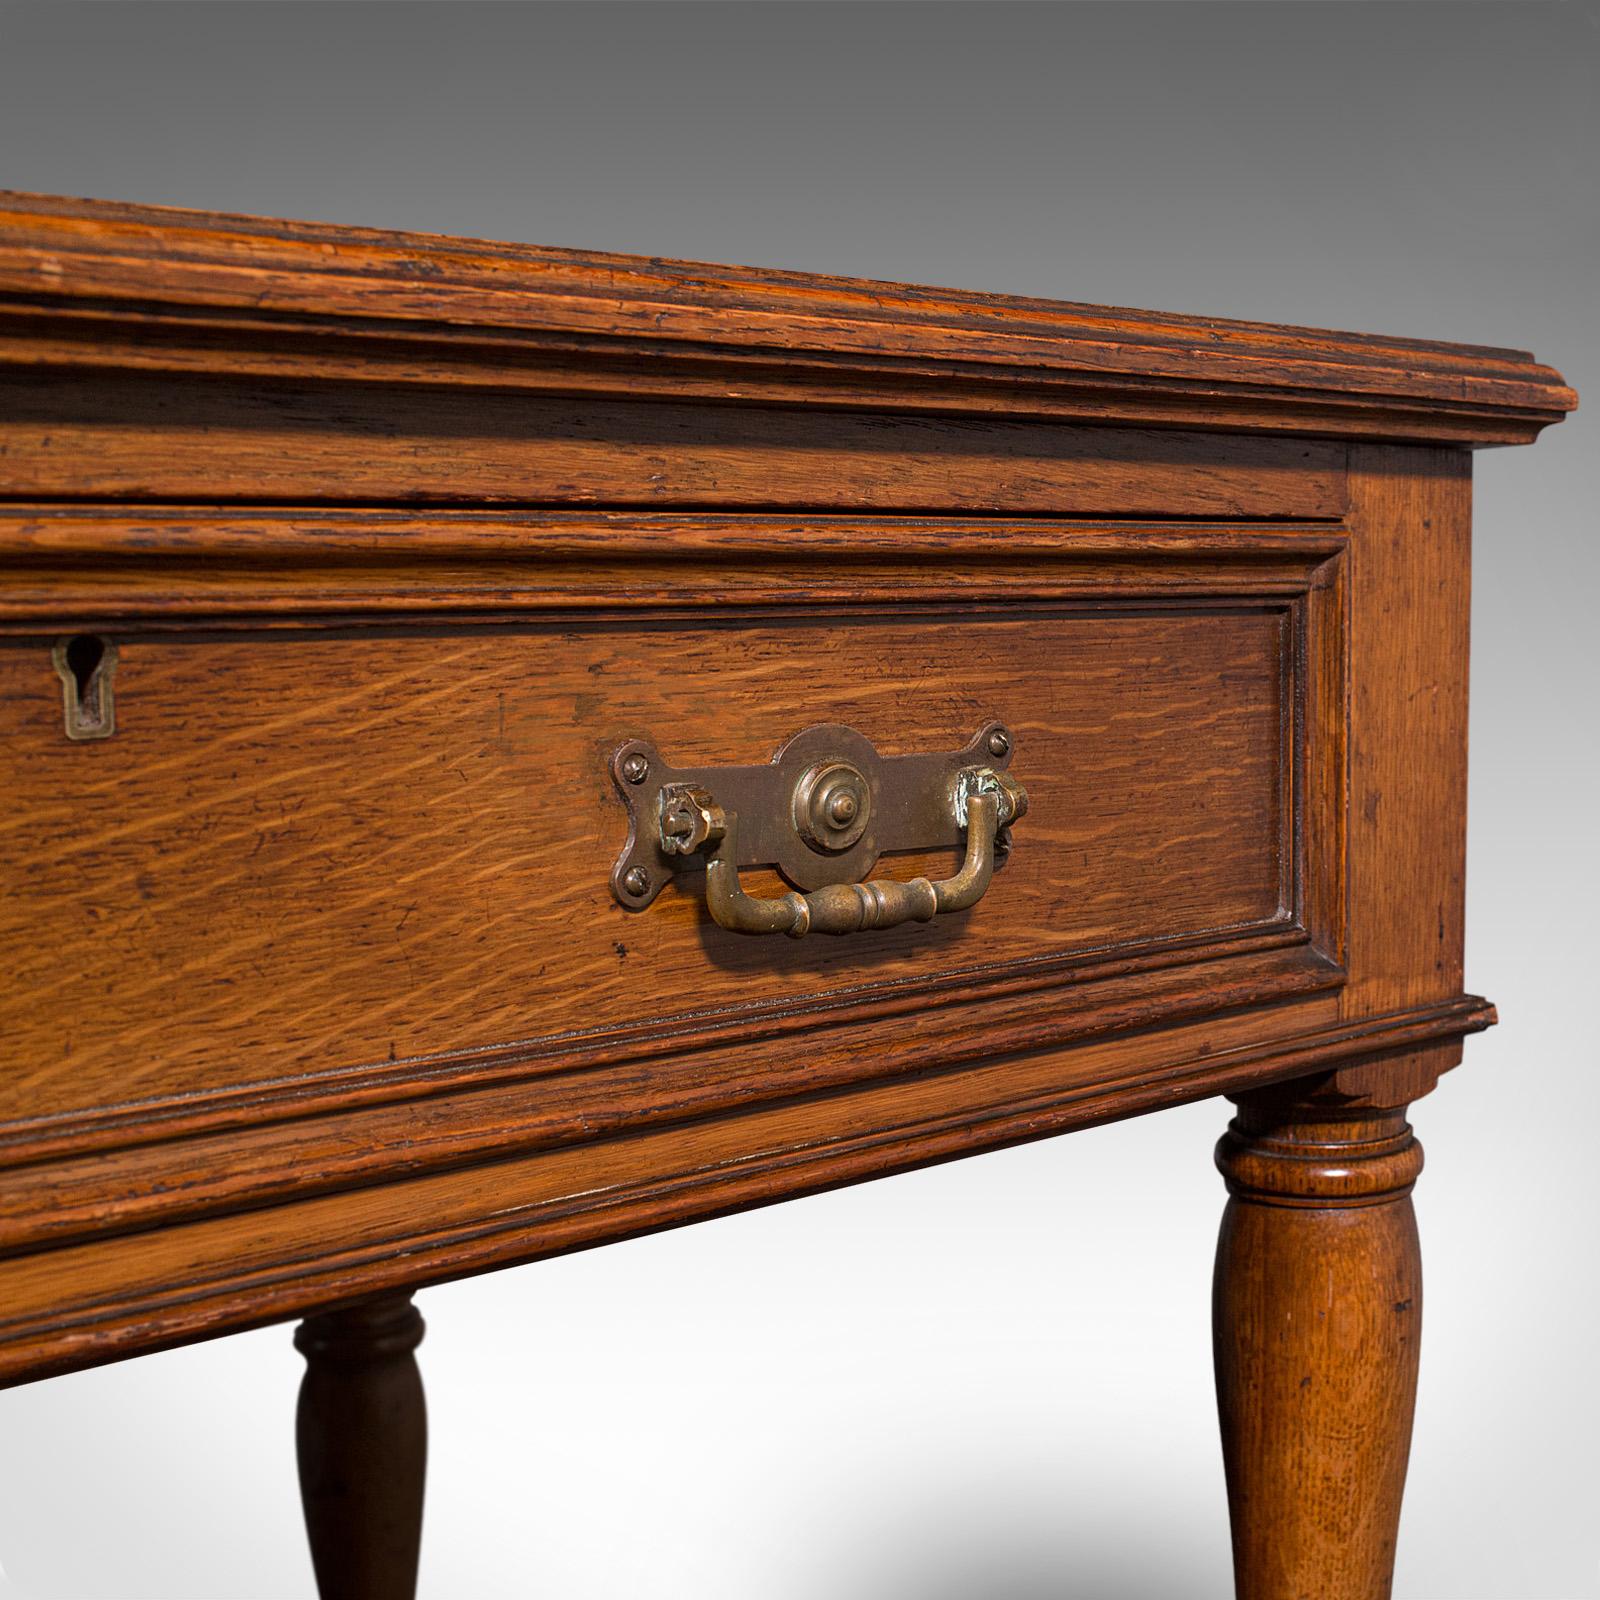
[{"xmin": 608, "ymin": 722, "xmax": 1027, "ymax": 937}]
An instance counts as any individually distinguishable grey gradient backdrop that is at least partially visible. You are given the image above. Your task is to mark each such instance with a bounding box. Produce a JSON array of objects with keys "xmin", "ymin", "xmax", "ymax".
[{"xmin": 0, "ymin": 3, "xmax": 1595, "ymax": 1597}]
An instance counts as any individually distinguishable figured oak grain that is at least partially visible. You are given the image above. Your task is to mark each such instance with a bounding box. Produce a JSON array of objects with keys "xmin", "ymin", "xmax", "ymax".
[{"xmin": 0, "ymin": 605, "xmax": 1292, "ymax": 1124}]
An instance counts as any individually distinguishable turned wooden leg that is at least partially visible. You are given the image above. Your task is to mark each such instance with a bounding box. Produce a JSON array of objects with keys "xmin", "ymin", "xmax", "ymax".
[
  {"xmin": 295, "ymin": 1294, "xmax": 427, "ymax": 1600},
  {"xmin": 1213, "ymin": 1082, "xmax": 1424, "ymax": 1600}
]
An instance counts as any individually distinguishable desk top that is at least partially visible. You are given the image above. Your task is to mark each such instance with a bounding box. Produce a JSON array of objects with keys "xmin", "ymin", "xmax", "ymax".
[{"xmin": 0, "ymin": 190, "xmax": 1576, "ymax": 447}]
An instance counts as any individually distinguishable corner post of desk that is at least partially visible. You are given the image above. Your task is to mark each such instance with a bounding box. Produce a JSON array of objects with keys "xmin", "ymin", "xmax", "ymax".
[{"xmin": 1210, "ymin": 1051, "xmax": 1447, "ymax": 1600}]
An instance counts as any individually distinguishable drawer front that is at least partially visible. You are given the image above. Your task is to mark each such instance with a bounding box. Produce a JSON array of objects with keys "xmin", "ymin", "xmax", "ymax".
[
  {"xmin": 4, "ymin": 608, "xmax": 1280, "ymax": 1104},
  {"xmin": 0, "ymin": 522, "xmax": 1346, "ymax": 1179}
]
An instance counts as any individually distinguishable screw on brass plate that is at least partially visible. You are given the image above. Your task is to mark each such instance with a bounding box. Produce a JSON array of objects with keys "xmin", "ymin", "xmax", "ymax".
[
  {"xmin": 53, "ymin": 634, "xmax": 117, "ymax": 741},
  {"xmin": 621, "ymin": 753, "xmax": 650, "ymax": 785},
  {"xmin": 987, "ymin": 729, "xmax": 1010, "ymax": 758},
  {"xmin": 622, "ymin": 866, "xmax": 652, "ymax": 898}
]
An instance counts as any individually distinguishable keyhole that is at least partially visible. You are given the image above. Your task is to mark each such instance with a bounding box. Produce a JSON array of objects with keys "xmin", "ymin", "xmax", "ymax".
[
  {"xmin": 65, "ymin": 634, "xmax": 104, "ymax": 700},
  {"xmin": 53, "ymin": 633, "xmax": 117, "ymax": 740}
]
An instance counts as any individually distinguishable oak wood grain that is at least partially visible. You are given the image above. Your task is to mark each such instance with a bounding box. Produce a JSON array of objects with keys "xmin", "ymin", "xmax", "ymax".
[
  {"xmin": 0, "ymin": 371, "xmax": 1348, "ymax": 516},
  {"xmin": 1343, "ymin": 448, "xmax": 1470, "ymax": 1018},
  {"xmin": 0, "ymin": 193, "xmax": 1575, "ymax": 445},
  {"xmin": 0, "ymin": 602, "xmax": 1302, "ymax": 1128},
  {"xmin": 0, "ymin": 994, "xmax": 1494, "ymax": 1387},
  {"xmin": 0, "ymin": 512, "xmax": 1346, "ymax": 623},
  {"xmin": 1215, "ymin": 1072, "xmax": 1428, "ymax": 1600}
]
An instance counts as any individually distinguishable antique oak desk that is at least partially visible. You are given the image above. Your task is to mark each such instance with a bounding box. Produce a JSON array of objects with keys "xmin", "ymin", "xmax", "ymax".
[{"xmin": 0, "ymin": 194, "xmax": 1576, "ymax": 1599}]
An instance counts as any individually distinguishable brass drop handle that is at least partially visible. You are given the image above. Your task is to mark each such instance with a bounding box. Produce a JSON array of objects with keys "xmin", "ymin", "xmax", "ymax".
[
  {"xmin": 658, "ymin": 769, "xmax": 1026, "ymax": 938},
  {"xmin": 708, "ymin": 791, "xmax": 1001, "ymax": 936}
]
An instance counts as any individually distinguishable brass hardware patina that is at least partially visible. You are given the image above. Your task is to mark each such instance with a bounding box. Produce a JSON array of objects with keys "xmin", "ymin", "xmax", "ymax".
[{"xmin": 609, "ymin": 722, "xmax": 1027, "ymax": 937}]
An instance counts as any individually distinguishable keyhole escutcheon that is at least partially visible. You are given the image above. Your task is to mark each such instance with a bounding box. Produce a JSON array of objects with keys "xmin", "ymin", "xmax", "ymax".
[{"xmin": 52, "ymin": 634, "xmax": 117, "ymax": 741}]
